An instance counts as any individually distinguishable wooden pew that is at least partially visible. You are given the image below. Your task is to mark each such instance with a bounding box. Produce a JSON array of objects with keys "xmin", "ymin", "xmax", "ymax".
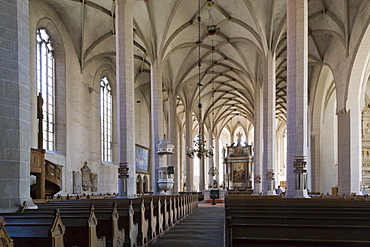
[
  {"xmin": 150, "ymin": 199, "xmax": 157, "ymax": 239},
  {"xmin": 2, "ymin": 209, "xmax": 65, "ymax": 247},
  {"xmin": 0, "ymin": 217, "xmax": 14, "ymax": 247},
  {"xmin": 10, "ymin": 194, "xmax": 195, "ymax": 247},
  {"xmin": 128, "ymin": 200, "xmax": 138, "ymax": 247},
  {"xmin": 35, "ymin": 196, "xmax": 165, "ymax": 246},
  {"xmin": 225, "ymin": 195, "xmax": 370, "ymax": 247},
  {"xmin": 34, "ymin": 198, "xmax": 135, "ymax": 247},
  {"xmin": 14, "ymin": 204, "xmax": 107, "ymax": 247},
  {"xmin": 51, "ymin": 206, "xmax": 106, "ymax": 247}
]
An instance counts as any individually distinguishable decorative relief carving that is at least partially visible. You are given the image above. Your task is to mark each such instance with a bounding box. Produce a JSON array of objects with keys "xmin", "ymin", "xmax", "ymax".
[
  {"xmin": 362, "ymin": 170, "xmax": 370, "ymax": 177},
  {"xmin": 363, "ymin": 106, "xmax": 370, "ymax": 138},
  {"xmin": 362, "ymin": 106, "xmax": 370, "ymax": 189},
  {"xmin": 266, "ymin": 169, "xmax": 274, "ymax": 181},
  {"xmin": 362, "ymin": 149, "xmax": 370, "ymax": 168},
  {"xmin": 81, "ymin": 162, "xmax": 91, "ymax": 191},
  {"xmin": 1, "ymin": 237, "xmax": 8, "ymax": 247},
  {"xmin": 78, "ymin": 162, "xmax": 98, "ymax": 192}
]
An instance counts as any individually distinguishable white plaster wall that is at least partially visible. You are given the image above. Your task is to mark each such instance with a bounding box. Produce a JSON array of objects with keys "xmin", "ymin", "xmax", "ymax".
[
  {"xmin": 135, "ymin": 88, "xmax": 150, "ymax": 148},
  {"xmin": 135, "ymin": 88, "xmax": 151, "ymax": 189},
  {"xmin": 29, "ymin": 0, "xmax": 118, "ymax": 195},
  {"xmin": 321, "ymin": 94, "xmax": 338, "ymax": 194}
]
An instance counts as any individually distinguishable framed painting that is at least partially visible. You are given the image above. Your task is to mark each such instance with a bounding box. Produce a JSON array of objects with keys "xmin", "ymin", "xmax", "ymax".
[
  {"xmin": 232, "ymin": 162, "xmax": 246, "ymax": 181},
  {"xmin": 135, "ymin": 145, "xmax": 150, "ymax": 173}
]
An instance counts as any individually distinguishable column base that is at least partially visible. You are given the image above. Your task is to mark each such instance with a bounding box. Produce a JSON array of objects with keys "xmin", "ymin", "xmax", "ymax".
[
  {"xmin": 294, "ymin": 189, "xmax": 310, "ymax": 198},
  {"xmin": 116, "ymin": 192, "xmax": 128, "ymax": 198},
  {"xmin": 0, "ymin": 198, "xmax": 37, "ymax": 213},
  {"xmin": 266, "ymin": 190, "xmax": 276, "ymax": 195},
  {"xmin": 27, "ymin": 199, "xmax": 38, "ymax": 210}
]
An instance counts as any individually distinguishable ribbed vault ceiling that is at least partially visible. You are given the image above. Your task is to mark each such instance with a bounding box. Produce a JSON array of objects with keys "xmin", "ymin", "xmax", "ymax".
[{"xmin": 41, "ymin": 0, "xmax": 365, "ymax": 139}]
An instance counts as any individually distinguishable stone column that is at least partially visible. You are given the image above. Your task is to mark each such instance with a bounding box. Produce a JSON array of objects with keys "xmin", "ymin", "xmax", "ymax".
[
  {"xmin": 116, "ymin": 0, "xmax": 136, "ymax": 198},
  {"xmin": 286, "ymin": 0, "xmax": 309, "ymax": 198},
  {"xmin": 215, "ymin": 134, "xmax": 220, "ymax": 187},
  {"xmin": 337, "ymin": 108, "xmax": 361, "ymax": 195},
  {"xmin": 185, "ymin": 108, "xmax": 194, "ymax": 191},
  {"xmin": 262, "ymin": 50, "xmax": 276, "ymax": 195},
  {"xmin": 151, "ymin": 60, "xmax": 166, "ymax": 194},
  {"xmin": 199, "ymin": 125, "xmax": 205, "ymax": 191},
  {"xmin": 0, "ymin": 0, "xmax": 37, "ymax": 212},
  {"xmin": 168, "ymin": 90, "xmax": 178, "ymax": 193},
  {"xmin": 253, "ymin": 84, "xmax": 263, "ymax": 194},
  {"xmin": 207, "ymin": 130, "xmax": 214, "ymax": 188}
]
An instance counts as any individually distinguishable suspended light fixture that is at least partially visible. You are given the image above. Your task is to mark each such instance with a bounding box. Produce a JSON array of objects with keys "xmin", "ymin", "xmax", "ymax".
[
  {"xmin": 207, "ymin": 25, "xmax": 218, "ymax": 35},
  {"xmin": 206, "ymin": 0, "xmax": 214, "ymax": 7},
  {"xmin": 186, "ymin": 0, "xmax": 214, "ymax": 159}
]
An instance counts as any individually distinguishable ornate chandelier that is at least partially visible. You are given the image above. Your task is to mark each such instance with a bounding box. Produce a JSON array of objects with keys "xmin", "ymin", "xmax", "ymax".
[
  {"xmin": 187, "ymin": 134, "xmax": 214, "ymax": 159},
  {"xmin": 186, "ymin": 0, "xmax": 214, "ymax": 160}
]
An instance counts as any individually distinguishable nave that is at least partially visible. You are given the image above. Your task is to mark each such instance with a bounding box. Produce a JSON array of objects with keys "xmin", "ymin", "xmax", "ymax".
[
  {"xmin": 3, "ymin": 193, "xmax": 370, "ymax": 246},
  {"xmin": 150, "ymin": 203, "xmax": 224, "ymax": 247}
]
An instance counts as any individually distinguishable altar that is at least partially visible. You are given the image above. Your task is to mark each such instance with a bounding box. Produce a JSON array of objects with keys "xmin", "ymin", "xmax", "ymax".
[
  {"xmin": 223, "ymin": 133, "xmax": 253, "ymax": 193},
  {"xmin": 203, "ymin": 189, "xmax": 228, "ymax": 203}
]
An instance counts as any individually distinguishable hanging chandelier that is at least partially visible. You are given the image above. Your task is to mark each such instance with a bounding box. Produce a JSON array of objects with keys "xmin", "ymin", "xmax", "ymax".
[
  {"xmin": 186, "ymin": 134, "xmax": 214, "ymax": 159},
  {"xmin": 186, "ymin": 0, "xmax": 214, "ymax": 160}
]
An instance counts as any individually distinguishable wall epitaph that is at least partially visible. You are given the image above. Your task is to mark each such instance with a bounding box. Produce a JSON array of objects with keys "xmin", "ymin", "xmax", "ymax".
[
  {"xmin": 81, "ymin": 162, "xmax": 91, "ymax": 191},
  {"xmin": 79, "ymin": 161, "xmax": 98, "ymax": 192}
]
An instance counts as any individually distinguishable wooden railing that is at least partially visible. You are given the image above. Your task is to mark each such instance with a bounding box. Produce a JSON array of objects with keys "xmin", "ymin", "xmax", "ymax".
[{"xmin": 30, "ymin": 149, "xmax": 61, "ymax": 199}]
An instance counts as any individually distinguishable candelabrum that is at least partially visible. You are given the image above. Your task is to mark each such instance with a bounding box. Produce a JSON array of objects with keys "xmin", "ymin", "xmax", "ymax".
[{"xmin": 186, "ymin": 134, "xmax": 214, "ymax": 159}]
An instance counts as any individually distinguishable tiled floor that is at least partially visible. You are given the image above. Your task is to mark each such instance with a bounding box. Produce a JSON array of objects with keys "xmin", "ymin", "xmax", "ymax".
[{"xmin": 150, "ymin": 203, "xmax": 225, "ymax": 247}]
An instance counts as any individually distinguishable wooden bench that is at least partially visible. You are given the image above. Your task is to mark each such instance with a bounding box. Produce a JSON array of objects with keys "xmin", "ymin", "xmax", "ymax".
[
  {"xmin": 1, "ymin": 194, "xmax": 197, "ymax": 247},
  {"xmin": 34, "ymin": 198, "xmax": 135, "ymax": 247},
  {"xmin": 225, "ymin": 195, "xmax": 370, "ymax": 247},
  {"xmin": 0, "ymin": 217, "xmax": 14, "ymax": 247},
  {"xmin": 9, "ymin": 204, "xmax": 113, "ymax": 247},
  {"xmin": 1, "ymin": 209, "xmax": 65, "ymax": 247},
  {"xmin": 34, "ymin": 194, "xmax": 197, "ymax": 246}
]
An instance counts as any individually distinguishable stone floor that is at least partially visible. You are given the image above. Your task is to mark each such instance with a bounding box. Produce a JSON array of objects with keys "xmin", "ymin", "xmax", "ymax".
[{"xmin": 149, "ymin": 202, "xmax": 225, "ymax": 247}]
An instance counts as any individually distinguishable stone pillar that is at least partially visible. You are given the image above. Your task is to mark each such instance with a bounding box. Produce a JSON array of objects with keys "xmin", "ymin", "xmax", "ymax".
[
  {"xmin": 286, "ymin": 0, "xmax": 309, "ymax": 198},
  {"xmin": 185, "ymin": 108, "xmax": 194, "ymax": 191},
  {"xmin": 207, "ymin": 130, "xmax": 214, "ymax": 188},
  {"xmin": 262, "ymin": 50, "xmax": 276, "ymax": 195},
  {"xmin": 151, "ymin": 60, "xmax": 165, "ymax": 194},
  {"xmin": 337, "ymin": 108, "xmax": 361, "ymax": 195},
  {"xmin": 116, "ymin": 0, "xmax": 136, "ymax": 198},
  {"xmin": 253, "ymin": 84, "xmax": 263, "ymax": 195},
  {"xmin": 168, "ymin": 90, "xmax": 178, "ymax": 193},
  {"xmin": 215, "ymin": 134, "xmax": 220, "ymax": 187},
  {"xmin": 0, "ymin": 0, "xmax": 37, "ymax": 212},
  {"xmin": 199, "ymin": 125, "xmax": 205, "ymax": 191}
]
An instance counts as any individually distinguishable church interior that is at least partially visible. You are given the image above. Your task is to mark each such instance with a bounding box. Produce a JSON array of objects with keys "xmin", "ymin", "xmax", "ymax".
[{"xmin": 1, "ymin": 0, "xmax": 370, "ymax": 246}]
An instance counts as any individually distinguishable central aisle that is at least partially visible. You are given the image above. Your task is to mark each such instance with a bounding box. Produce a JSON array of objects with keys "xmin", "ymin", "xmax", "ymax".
[{"xmin": 150, "ymin": 203, "xmax": 225, "ymax": 247}]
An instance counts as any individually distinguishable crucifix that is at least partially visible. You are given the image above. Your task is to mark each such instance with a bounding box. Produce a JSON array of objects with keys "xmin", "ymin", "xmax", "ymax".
[{"xmin": 37, "ymin": 92, "xmax": 44, "ymax": 149}]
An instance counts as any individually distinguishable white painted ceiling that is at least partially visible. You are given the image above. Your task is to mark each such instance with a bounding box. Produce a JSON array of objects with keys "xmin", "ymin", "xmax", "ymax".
[{"xmin": 41, "ymin": 0, "xmax": 364, "ymax": 138}]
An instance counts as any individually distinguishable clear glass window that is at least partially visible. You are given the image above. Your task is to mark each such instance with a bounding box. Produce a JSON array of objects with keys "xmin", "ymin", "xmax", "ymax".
[
  {"xmin": 36, "ymin": 28, "xmax": 55, "ymax": 151},
  {"xmin": 100, "ymin": 77, "xmax": 112, "ymax": 162}
]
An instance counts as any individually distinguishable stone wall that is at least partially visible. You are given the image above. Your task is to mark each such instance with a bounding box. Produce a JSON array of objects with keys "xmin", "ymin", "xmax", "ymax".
[{"xmin": 28, "ymin": 0, "xmax": 120, "ymax": 195}]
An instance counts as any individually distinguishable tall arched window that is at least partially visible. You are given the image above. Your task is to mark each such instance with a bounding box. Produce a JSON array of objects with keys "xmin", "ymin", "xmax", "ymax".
[
  {"xmin": 36, "ymin": 28, "xmax": 55, "ymax": 151},
  {"xmin": 100, "ymin": 77, "xmax": 112, "ymax": 162}
]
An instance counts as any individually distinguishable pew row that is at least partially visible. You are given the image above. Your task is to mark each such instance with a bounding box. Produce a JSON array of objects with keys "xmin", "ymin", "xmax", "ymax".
[
  {"xmin": 0, "ymin": 194, "xmax": 198, "ymax": 247},
  {"xmin": 1, "ymin": 209, "xmax": 65, "ymax": 247},
  {"xmin": 225, "ymin": 195, "xmax": 370, "ymax": 247}
]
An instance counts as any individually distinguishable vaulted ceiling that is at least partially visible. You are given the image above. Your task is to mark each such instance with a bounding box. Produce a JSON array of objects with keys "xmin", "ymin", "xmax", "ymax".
[{"xmin": 41, "ymin": 0, "xmax": 365, "ymax": 139}]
